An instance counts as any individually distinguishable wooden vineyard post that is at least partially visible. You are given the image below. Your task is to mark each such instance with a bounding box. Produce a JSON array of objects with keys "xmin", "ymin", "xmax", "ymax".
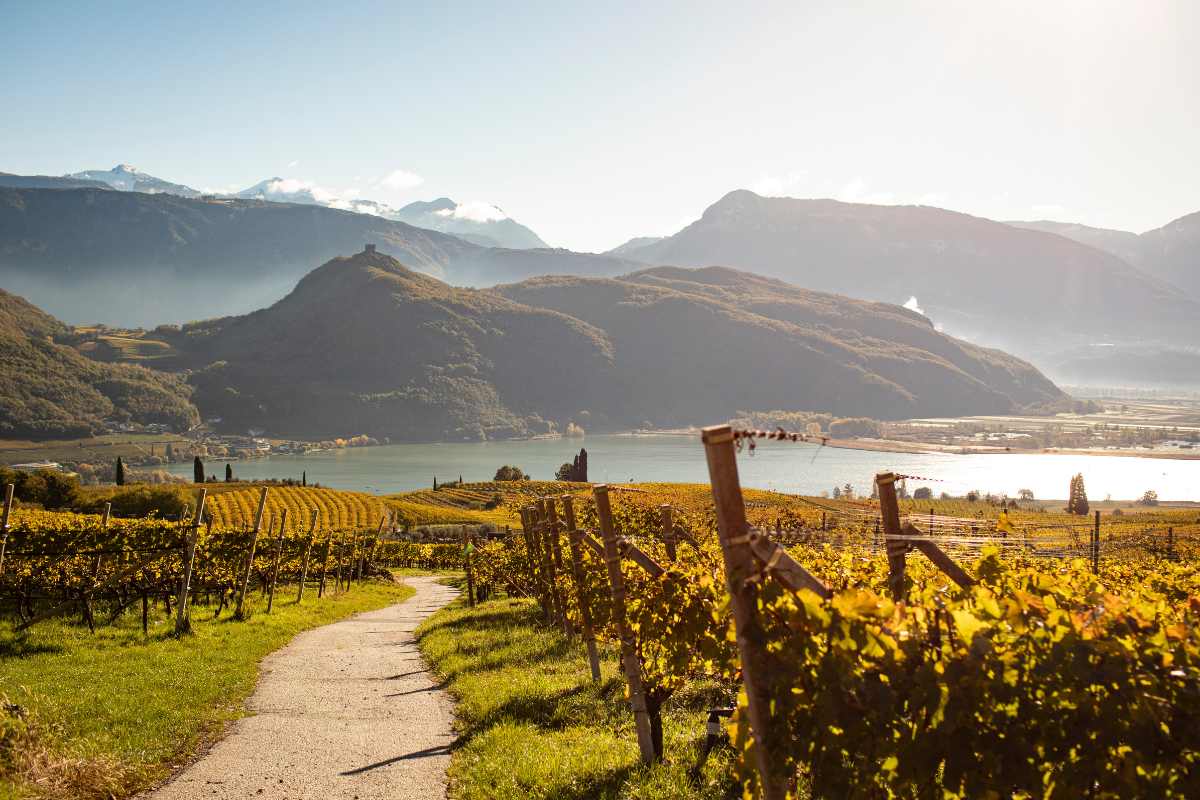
[
  {"xmin": 659, "ymin": 504, "xmax": 676, "ymax": 561},
  {"xmin": 875, "ymin": 472, "xmax": 908, "ymax": 602},
  {"xmin": 460, "ymin": 527, "xmax": 475, "ymax": 609},
  {"xmin": 235, "ymin": 487, "xmax": 269, "ymax": 619},
  {"xmin": 0, "ymin": 483, "xmax": 13, "ymax": 578},
  {"xmin": 594, "ymin": 484, "xmax": 656, "ymax": 765},
  {"xmin": 266, "ymin": 508, "xmax": 288, "ymax": 613},
  {"xmin": 519, "ymin": 508, "xmax": 546, "ymax": 616},
  {"xmin": 363, "ymin": 514, "xmax": 386, "ymax": 577},
  {"xmin": 85, "ymin": 502, "xmax": 113, "ymax": 630},
  {"xmin": 562, "ymin": 495, "xmax": 602, "ymax": 682},
  {"xmin": 531, "ymin": 504, "xmax": 561, "ymax": 624},
  {"xmin": 701, "ymin": 425, "xmax": 787, "ymax": 800},
  {"xmin": 334, "ymin": 533, "xmax": 346, "ymax": 593},
  {"xmin": 174, "ymin": 489, "xmax": 207, "ymax": 635},
  {"xmin": 1092, "ymin": 510, "xmax": 1101, "ymax": 574},
  {"xmin": 544, "ymin": 498, "xmax": 573, "ymax": 636},
  {"xmin": 346, "ymin": 532, "xmax": 359, "ymax": 589},
  {"xmin": 317, "ymin": 533, "xmax": 332, "ymax": 597},
  {"xmin": 297, "ymin": 510, "xmax": 318, "ymax": 603}
]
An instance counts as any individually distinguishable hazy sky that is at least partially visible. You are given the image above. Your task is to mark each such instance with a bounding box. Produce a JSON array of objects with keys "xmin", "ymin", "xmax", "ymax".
[{"xmin": 3, "ymin": 0, "xmax": 1197, "ymax": 251}]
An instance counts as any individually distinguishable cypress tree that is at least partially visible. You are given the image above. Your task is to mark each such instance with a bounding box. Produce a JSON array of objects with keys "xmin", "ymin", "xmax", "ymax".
[
  {"xmin": 115, "ymin": 456, "xmax": 126, "ymax": 486},
  {"xmin": 1067, "ymin": 473, "xmax": 1090, "ymax": 515},
  {"xmin": 194, "ymin": 455, "xmax": 205, "ymax": 484},
  {"xmin": 225, "ymin": 463, "xmax": 233, "ymax": 482},
  {"xmin": 302, "ymin": 471, "xmax": 307, "ymax": 487}
]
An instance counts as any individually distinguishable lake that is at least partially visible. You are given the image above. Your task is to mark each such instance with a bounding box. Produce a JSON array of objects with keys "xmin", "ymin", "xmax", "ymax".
[{"xmin": 165, "ymin": 434, "xmax": 1200, "ymax": 501}]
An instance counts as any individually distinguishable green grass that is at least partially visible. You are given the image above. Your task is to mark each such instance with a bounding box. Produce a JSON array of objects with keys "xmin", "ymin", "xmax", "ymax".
[
  {"xmin": 0, "ymin": 578, "xmax": 414, "ymax": 799},
  {"xmin": 416, "ymin": 597, "xmax": 738, "ymax": 800},
  {"xmin": 0, "ymin": 433, "xmax": 188, "ymax": 466}
]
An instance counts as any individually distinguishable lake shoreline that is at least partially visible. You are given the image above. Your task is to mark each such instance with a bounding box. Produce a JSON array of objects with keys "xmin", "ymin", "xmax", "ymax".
[{"xmin": 619, "ymin": 430, "xmax": 1200, "ymax": 461}]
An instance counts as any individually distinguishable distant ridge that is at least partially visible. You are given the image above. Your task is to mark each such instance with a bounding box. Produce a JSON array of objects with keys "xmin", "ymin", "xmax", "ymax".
[
  {"xmin": 65, "ymin": 164, "xmax": 201, "ymax": 197},
  {"xmin": 1010, "ymin": 213, "xmax": 1200, "ymax": 300},
  {"xmin": 616, "ymin": 190, "xmax": 1200, "ymax": 362},
  {"xmin": 0, "ymin": 187, "xmax": 633, "ymax": 326},
  {"xmin": 0, "ymin": 171, "xmax": 112, "ymax": 191}
]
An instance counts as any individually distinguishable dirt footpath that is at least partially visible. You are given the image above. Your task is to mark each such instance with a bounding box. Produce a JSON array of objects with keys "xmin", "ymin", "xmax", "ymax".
[{"xmin": 147, "ymin": 576, "xmax": 458, "ymax": 800}]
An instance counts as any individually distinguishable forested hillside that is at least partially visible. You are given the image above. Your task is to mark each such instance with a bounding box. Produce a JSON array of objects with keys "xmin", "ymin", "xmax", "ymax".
[
  {"xmin": 496, "ymin": 267, "xmax": 1066, "ymax": 424},
  {"xmin": 154, "ymin": 250, "xmax": 1066, "ymax": 440},
  {"xmin": 166, "ymin": 249, "xmax": 616, "ymax": 440},
  {"xmin": 0, "ymin": 288, "xmax": 198, "ymax": 439}
]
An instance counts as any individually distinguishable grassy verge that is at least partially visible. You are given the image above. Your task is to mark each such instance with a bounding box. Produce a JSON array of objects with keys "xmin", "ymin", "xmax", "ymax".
[
  {"xmin": 0, "ymin": 578, "xmax": 414, "ymax": 799},
  {"xmin": 0, "ymin": 433, "xmax": 189, "ymax": 466},
  {"xmin": 416, "ymin": 597, "xmax": 738, "ymax": 800}
]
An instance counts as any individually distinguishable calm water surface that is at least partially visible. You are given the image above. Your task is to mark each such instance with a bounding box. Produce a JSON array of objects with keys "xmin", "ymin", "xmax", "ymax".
[{"xmin": 166, "ymin": 434, "xmax": 1200, "ymax": 501}]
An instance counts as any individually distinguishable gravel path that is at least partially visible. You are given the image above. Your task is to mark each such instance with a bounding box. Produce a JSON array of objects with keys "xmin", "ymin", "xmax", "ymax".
[{"xmin": 147, "ymin": 576, "xmax": 458, "ymax": 800}]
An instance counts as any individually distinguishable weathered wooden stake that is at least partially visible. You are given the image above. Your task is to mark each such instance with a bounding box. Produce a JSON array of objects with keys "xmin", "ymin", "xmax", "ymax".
[
  {"xmin": 86, "ymin": 502, "xmax": 113, "ymax": 628},
  {"xmin": 334, "ymin": 532, "xmax": 345, "ymax": 593},
  {"xmin": 594, "ymin": 484, "xmax": 656, "ymax": 765},
  {"xmin": 463, "ymin": 526, "xmax": 476, "ymax": 607},
  {"xmin": 1092, "ymin": 510, "xmax": 1101, "ymax": 574},
  {"xmin": 519, "ymin": 508, "xmax": 546, "ymax": 615},
  {"xmin": 347, "ymin": 532, "xmax": 359, "ymax": 589},
  {"xmin": 875, "ymin": 472, "xmax": 907, "ymax": 601},
  {"xmin": 544, "ymin": 498, "xmax": 573, "ymax": 636},
  {"xmin": 530, "ymin": 504, "xmax": 559, "ymax": 623},
  {"xmin": 562, "ymin": 495, "xmax": 601, "ymax": 682},
  {"xmin": 0, "ymin": 483, "xmax": 13, "ymax": 578},
  {"xmin": 902, "ymin": 523, "xmax": 975, "ymax": 589},
  {"xmin": 659, "ymin": 504, "xmax": 677, "ymax": 561},
  {"xmin": 174, "ymin": 489, "xmax": 207, "ymax": 634},
  {"xmin": 235, "ymin": 487, "xmax": 269, "ymax": 619},
  {"xmin": 266, "ymin": 508, "xmax": 288, "ymax": 613},
  {"xmin": 701, "ymin": 425, "xmax": 786, "ymax": 800},
  {"xmin": 317, "ymin": 533, "xmax": 332, "ymax": 597},
  {"xmin": 297, "ymin": 509, "xmax": 318, "ymax": 602}
]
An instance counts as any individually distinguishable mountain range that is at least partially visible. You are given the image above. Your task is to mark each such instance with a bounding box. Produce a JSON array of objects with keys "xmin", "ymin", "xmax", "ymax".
[
  {"xmin": 11, "ymin": 164, "xmax": 550, "ymax": 251},
  {"xmin": 0, "ymin": 186, "xmax": 630, "ymax": 325},
  {"xmin": 1, "ymin": 167, "xmax": 1197, "ymax": 388},
  {"xmin": 65, "ymin": 164, "xmax": 203, "ymax": 197},
  {"xmin": 1009, "ymin": 214, "xmax": 1200, "ymax": 299},
  {"xmin": 150, "ymin": 249, "xmax": 1065, "ymax": 440},
  {"xmin": 612, "ymin": 191, "xmax": 1200, "ymax": 371}
]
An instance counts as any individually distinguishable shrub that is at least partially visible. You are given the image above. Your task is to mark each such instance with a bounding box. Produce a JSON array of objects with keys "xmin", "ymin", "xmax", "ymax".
[
  {"xmin": 77, "ymin": 485, "xmax": 190, "ymax": 519},
  {"xmin": 828, "ymin": 417, "xmax": 882, "ymax": 439},
  {"xmin": 0, "ymin": 467, "xmax": 80, "ymax": 510},
  {"xmin": 913, "ymin": 487, "xmax": 933, "ymax": 500},
  {"xmin": 493, "ymin": 465, "xmax": 529, "ymax": 481}
]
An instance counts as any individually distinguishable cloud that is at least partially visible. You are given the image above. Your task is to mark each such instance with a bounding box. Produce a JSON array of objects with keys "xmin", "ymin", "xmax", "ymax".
[
  {"xmin": 916, "ymin": 192, "xmax": 949, "ymax": 207},
  {"xmin": 286, "ymin": 160, "xmax": 300, "ymax": 168},
  {"xmin": 751, "ymin": 170, "xmax": 807, "ymax": 196},
  {"xmin": 257, "ymin": 178, "xmax": 339, "ymax": 204},
  {"xmin": 435, "ymin": 200, "xmax": 508, "ymax": 223},
  {"xmin": 379, "ymin": 168, "xmax": 424, "ymax": 190},
  {"xmin": 903, "ymin": 296, "xmax": 925, "ymax": 315}
]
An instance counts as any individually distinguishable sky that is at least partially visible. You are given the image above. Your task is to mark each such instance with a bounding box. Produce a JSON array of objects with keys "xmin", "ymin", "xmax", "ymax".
[{"xmin": 2, "ymin": 0, "xmax": 1198, "ymax": 252}]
